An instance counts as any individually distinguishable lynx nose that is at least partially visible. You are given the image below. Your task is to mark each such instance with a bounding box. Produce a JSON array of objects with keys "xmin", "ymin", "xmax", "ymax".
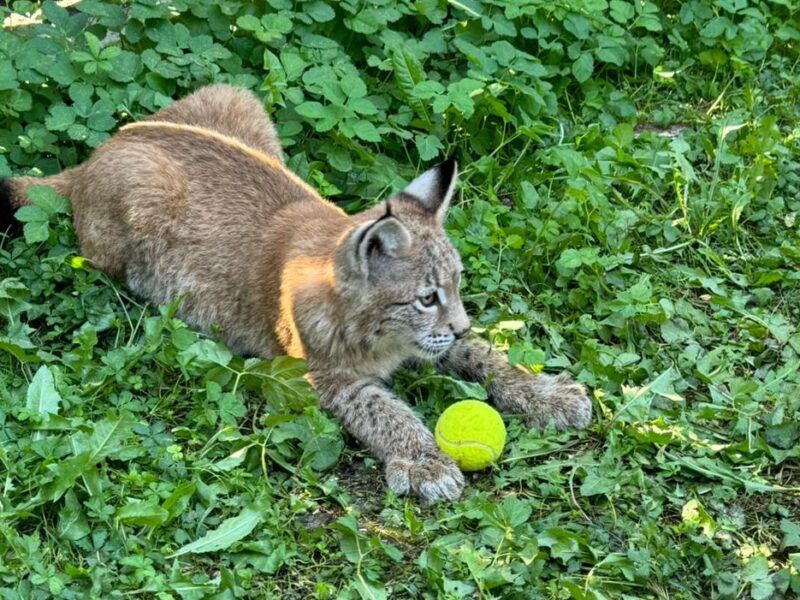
[
  {"xmin": 449, "ymin": 302, "xmax": 471, "ymax": 339},
  {"xmin": 453, "ymin": 326, "xmax": 470, "ymax": 340}
]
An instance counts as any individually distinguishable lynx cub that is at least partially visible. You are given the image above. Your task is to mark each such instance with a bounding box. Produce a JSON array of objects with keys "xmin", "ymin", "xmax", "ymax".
[{"xmin": 1, "ymin": 85, "xmax": 591, "ymax": 503}]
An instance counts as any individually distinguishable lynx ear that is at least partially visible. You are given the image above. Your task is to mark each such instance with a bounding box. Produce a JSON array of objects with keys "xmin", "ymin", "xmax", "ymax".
[
  {"xmin": 403, "ymin": 157, "xmax": 457, "ymax": 223},
  {"xmin": 346, "ymin": 211, "xmax": 411, "ymax": 276}
]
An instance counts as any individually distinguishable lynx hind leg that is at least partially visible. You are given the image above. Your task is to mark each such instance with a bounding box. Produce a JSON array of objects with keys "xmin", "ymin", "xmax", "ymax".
[
  {"xmin": 69, "ymin": 142, "xmax": 189, "ymax": 277},
  {"xmin": 148, "ymin": 84, "xmax": 284, "ymax": 161},
  {"xmin": 436, "ymin": 337, "xmax": 592, "ymax": 430}
]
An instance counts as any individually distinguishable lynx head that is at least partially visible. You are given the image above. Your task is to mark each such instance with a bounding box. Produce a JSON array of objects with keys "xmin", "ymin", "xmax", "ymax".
[{"xmin": 335, "ymin": 159, "xmax": 470, "ymax": 361}]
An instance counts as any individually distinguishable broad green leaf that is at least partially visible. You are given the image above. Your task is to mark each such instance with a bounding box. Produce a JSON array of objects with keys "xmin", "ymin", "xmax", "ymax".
[
  {"xmin": 117, "ymin": 500, "xmax": 170, "ymax": 528},
  {"xmin": 446, "ymin": 78, "xmax": 483, "ymax": 118},
  {"xmin": 413, "ymin": 80, "xmax": 445, "ymax": 100},
  {"xmin": 300, "ymin": 417, "xmax": 343, "ymax": 471},
  {"xmin": 0, "ymin": 337, "xmax": 39, "ymax": 363},
  {"xmin": 22, "ymin": 219, "xmax": 48, "ymax": 244},
  {"xmin": 0, "ymin": 278, "xmax": 28, "ymax": 300},
  {"xmin": 332, "ymin": 515, "xmax": 372, "ymax": 564},
  {"xmin": 108, "ymin": 50, "xmax": 142, "ymax": 82},
  {"xmin": 700, "ymin": 16, "xmax": 728, "ymax": 39},
  {"xmin": 537, "ymin": 528, "xmax": 584, "ymax": 563},
  {"xmin": 85, "ymin": 32, "xmax": 101, "ymax": 58},
  {"xmin": 564, "ymin": 14, "xmax": 591, "ymax": 39},
  {"xmin": 765, "ymin": 422, "xmax": 799, "ymax": 449},
  {"xmin": 0, "ymin": 60, "xmax": 19, "ymax": 91},
  {"xmin": 163, "ymin": 481, "xmax": 196, "ymax": 520},
  {"xmin": 572, "ymin": 53, "xmax": 594, "ymax": 83},
  {"xmin": 415, "ymin": 134, "xmax": 443, "ymax": 161},
  {"xmin": 351, "ymin": 120, "xmax": 380, "ymax": 142},
  {"xmin": 280, "ymin": 49, "xmax": 308, "ymax": 81},
  {"xmin": 255, "ymin": 355, "xmax": 314, "ymax": 410},
  {"xmin": 236, "ymin": 14, "xmax": 260, "ymax": 31},
  {"xmin": 681, "ymin": 499, "xmax": 715, "ymax": 535},
  {"xmin": 86, "ymin": 99, "xmax": 117, "ymax": 131},
  {"xmin": 391, "ymin": 48, "xmax": 428, "ymax": 120},
  {"xmin": 42, "ymin": 453, "xmax": 92, "ymax": 502},
  {"xmin": 346, "ymin": 8, "xmax": 390, "ymax": 34},
  {"xmin": 39, "ymin": 51, "xmax": 79, "ymax": 84},
  {"xmin": 782, "ymin": 520, "xmax": 800, "ymax": 549},
  {"xmin": 609, "ymin": 0, "xmax": 634, "ymax": 22},
  {"xmin": 596, "ymin": 36, "xmax": 629, "ymax": 66},
  {"xmin": 45, "ymin": 104, "xmax": 77, "ymax": 131},
  {"xmin": 218, "ymin": 391, "xmax": 246, "ymax": 425},
  {"xmin": 58, "ymin": 491, "xmax": 90, "ymax": 541},
  {"xmin": 179, "ymin": 339, "xmax": 233, "ymax": 368},
  {"xmin": 556, "ymin": 248, "xmax": 599, "ymax": 273},
  {"xmin": 495, "ymin": 496, "xmax": 532, "ymax": 528},
  {"xmin": 264, "ymin": 13, "xmax": 293, "ymax": 37},
  {"xmin": 69, "ymin": 82, "xmax": 94, "ymax": 115},
  {"xmin": 348, "ymin": 96, "xmax": 378, "ymax": 115},
  {"xmin": 614, "ymin": 368, "xmax": 682, "ymax": 423},
  {"xmin": 15, "ymin": 205, "xmax": 48, "ymax": 224},
  {"xmin": 454, "ymin": 39, "xmax": 498, "ymax": 74},
  {"xmin": 295, "ymin": 101, "xmax": 333, "ymax": 119},
  {"xmin": 26, "ymin": 185, "xmax": 70, "ymax": 215},
  {"xmin": 306, "ymin": 0, "xmax": 335, "ymax": 22},
  {"xmin": 210, "ymin": 447, "xmax": 249, "ymax": 472},
  {"xmin": 580, "ymin": 470, "xmax": 614, "ymax": 497},
  {"xmin": 353, "ymin": 577, "xmax": 387, "ymax": 600},
  {"xmin": 25, "ymin": 365, "xmax": 61, "ymax": 416},
  {"xmin": 87, "ymin": 413, "xmax": 137, "ymax": 462},
  {"xmin": 42, "ymin": 1, "xmax": 70, "ymax": 27},
  {"xmin": 168, "ymin": 505, "xmax": 263, "ymax": 557},
  {"xmin": 340, "ymin": 73, "xmax": 367, "ymax": 98},
  {"xmin": 742, "ymin": 556, "xmax": 774, "ymax": 600}
]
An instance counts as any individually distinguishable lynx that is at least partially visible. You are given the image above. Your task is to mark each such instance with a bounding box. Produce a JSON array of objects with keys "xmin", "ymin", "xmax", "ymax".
[{"xmin": 0, "ymin": 85, "xmax": 591, "ymax": 503}]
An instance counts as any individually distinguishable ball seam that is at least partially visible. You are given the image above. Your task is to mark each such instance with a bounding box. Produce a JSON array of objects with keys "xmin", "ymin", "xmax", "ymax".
[{"xmin": 434, "ymin": 430, "xmax": 499, "ymax": 461}]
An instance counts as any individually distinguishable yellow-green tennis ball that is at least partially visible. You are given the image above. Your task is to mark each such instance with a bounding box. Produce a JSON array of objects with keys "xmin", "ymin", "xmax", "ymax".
[{"xmin": 434, "ymin": 400, "xmax": 506, "ymax": 471}]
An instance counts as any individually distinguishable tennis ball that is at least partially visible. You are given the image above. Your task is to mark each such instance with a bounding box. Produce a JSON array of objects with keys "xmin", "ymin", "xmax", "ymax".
[{"xmin": 434, "ymin": 400, "xmax": 506, "ymax": 471}]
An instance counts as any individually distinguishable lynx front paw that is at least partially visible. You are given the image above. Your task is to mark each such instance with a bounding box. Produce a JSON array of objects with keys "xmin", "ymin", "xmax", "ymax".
[
  {"xmin": 385, "ymin": 450, "xmax": 465, "ymax": 505},
  {"xmin": 495, "ymin": 371, "xmax": 592, "ymax": 431}
]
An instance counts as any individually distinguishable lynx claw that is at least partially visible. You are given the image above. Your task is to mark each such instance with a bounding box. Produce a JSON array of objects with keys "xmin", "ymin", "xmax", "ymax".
[{"xmin": 385, "ymin": 452, "xmax": 465, "ymax": 505}]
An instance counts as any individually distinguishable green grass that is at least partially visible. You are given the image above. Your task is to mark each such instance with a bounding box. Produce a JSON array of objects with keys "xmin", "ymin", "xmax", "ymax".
[{"xmin": 1, "ymin": 1, "xmax": 799, "ymax": 598}]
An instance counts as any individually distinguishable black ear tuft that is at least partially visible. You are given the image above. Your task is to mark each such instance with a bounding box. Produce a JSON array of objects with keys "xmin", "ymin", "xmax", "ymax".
[
  {"xmin": 435, "ymin": 156, "xmax": 457, "ymax": 200},
  {"xmin": 402, "ymin": 158, "xmax": 458, "ymax": 223}
]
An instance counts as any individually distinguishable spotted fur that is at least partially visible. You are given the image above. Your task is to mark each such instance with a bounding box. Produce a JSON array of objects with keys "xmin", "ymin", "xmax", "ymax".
[{"xmin": 1, "ymin": 85, "xmax": 591, "ymax": 503}]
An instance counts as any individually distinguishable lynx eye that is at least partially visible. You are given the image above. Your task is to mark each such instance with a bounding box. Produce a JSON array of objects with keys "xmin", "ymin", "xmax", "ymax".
[{"xmin": 418, "ymin": 292, "xmax": 437, "ymax": 307}]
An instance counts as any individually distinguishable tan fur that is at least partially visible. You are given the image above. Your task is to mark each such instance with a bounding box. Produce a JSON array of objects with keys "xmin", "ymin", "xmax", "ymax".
[
  {"xmin": 144, "ymin": 84, "xmax": 285, "ymax": 160},
  {"xmin": 3, "ymin": 84, "xmax": 592, "ymax": 503},
  {"xmin": 120, "ymin": 120, "xmax": 343, "ymax": 215}
]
